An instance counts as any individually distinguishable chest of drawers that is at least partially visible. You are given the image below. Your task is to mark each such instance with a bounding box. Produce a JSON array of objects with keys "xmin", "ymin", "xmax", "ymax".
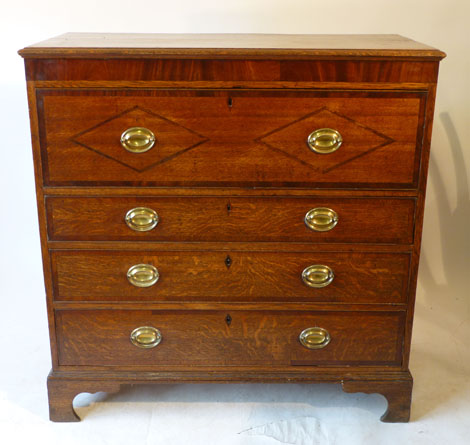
[{"xmin": 19, "ymin": 33, "xmax": 445, "ymax": 422}]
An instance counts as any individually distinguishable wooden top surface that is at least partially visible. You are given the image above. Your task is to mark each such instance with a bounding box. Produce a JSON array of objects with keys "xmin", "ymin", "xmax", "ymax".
[{"xmin": 18, "ymin": 33, "xmax": 445, "ymax": 59}]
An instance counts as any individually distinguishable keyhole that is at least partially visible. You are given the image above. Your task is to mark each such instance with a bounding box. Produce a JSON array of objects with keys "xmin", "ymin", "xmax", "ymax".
[
  {"xmin": 227, "ymin": 202, "xmax": 232, "ymax": 214},
  {"xmin": 225, "ymin": 314, "xmax": 232, "ymax": 326},
  {"xmin": 228, "ymin": 97, "xmax": 233, "ymax": 108},
  {"xmin": 225, "ymin": 255, "xmax": 232, "ymax": 268}
]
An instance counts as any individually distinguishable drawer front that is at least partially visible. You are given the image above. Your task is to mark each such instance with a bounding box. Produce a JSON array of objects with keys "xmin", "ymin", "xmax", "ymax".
[
  {"xmin": 51, "ymin": 250, "xmax": 410, "ymax": 303},
  {"xmin": 56, "ymin": 309, "xmax": 405, "ymax": 367},
  {"xmin": 38, "ymin": 89, "xmax": 425, "ymax": 188},
  {"xmin": 46, "ymin": 196, "xmax": 415, "ymax": 244}
]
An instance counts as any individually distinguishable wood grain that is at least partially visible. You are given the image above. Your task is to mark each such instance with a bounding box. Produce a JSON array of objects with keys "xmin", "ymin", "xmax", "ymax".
[
  {"xmin": 47, "ymin": 241, "xmax": 414, "ymax": 253},
  {"xmin": 32, "ymin": 80, "xmax": 436, "ymax": 91},
  {"xmin": 342, "ymin": 377, "xmax": 413, "ymax": 422},
  {"xmin": 24, "ymin": 59, "xmax": 441, "ymax": 83},
  {"xmin": 46, "ymin": 369, "xmax": 412, "ymax": 422},
  {"xmin": 43, "ymin": 186, "xmax": 419, "ymax": 197},
  {"xmin": 47, "ymin": 374, "xmax": 120, "ymax": 422},
  {"xmin": 402, "ymin": 84, "xmax": 439, "ymax": 370},
  {"xmin": 55, "ymin": 309, "xmax": 405, "ymax": 367},
  {"xmin": 38, "ymin": 89, "xmax": 425, "ymax": 188},
  {"xmin": 46, "ymin": 196, "xmax": 415, "ymax": 244},
  {"xmin": 19, "ymin": 33, "xmax": 445, "ymax": 59},
  {"xmin": 20, "ymin": 33, "xmax": 445, "ymax": 422},
  {"xmin": 52, "ymin": 302, "xmax": 407, "ymax": 312},
  {"xmin": 51, "ymin": 250, "xmax": 410, "ymax": 303}
]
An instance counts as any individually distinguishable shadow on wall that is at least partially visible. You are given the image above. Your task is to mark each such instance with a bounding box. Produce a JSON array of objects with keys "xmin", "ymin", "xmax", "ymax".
[
  {"xmin": 412, "ymin": 112, "xmax": 470, "ymax": 419},
  {"xmin": 418, "ymin": 112, "xmax": 470, "ymax": 331}
]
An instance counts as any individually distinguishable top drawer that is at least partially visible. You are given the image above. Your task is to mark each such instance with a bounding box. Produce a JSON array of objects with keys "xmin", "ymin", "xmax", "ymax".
[{"xmin": 37, "ymin": 89, "xmax": 425, "ymax": 188}]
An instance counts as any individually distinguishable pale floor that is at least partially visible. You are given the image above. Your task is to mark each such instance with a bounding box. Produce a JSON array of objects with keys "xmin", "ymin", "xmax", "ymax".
[
  {"xmin": 1, "ymin": 85, "xmax": 469, "ymax": 445},
  {"xmin": 0, "ymin": 279, "xmax": 469, "ymax": 445}
]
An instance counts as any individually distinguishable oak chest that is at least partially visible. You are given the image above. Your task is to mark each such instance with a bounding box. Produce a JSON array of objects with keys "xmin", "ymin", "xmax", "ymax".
[{"xmin": 19, "ymin": 33, "xmax": 445, "ymax": 422}]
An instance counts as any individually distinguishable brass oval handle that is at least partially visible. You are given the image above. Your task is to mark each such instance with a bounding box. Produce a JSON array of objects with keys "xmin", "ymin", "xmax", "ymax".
[
  {"xmin": 305, "ymin": 207, "xmax": 338, "ymax": 232},
  {"xmin": 299, "ymin": 327, "xmax": 331, "ymax": 349},
  {"xmin": 127, "ymin": 264, "xmax": 159, "ymax": 287},
  {"xmin": 302, "ymin": 265, "xmax": 334, "ymax": 288},
  {"xmin": 307, "ymin": 128, "xmax": 342, "ymax": 154},
  {"xmin": 125, "ymin": 207, "xmax": 159, "ymax": 232},
  {"xmin": 130, "ymin": 326, "xmax": 162, "ymax": 348},
  {"xmin": 120, "ymin": 127, "xmax": 155, "ymax": 153}
]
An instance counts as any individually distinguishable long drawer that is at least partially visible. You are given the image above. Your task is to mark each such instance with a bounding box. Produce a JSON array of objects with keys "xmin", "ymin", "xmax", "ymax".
[
  {"xmin": 56, "ymin": 309, "xmax": 405, "ymax": 367},
  {"xmin": 38, "ymin": 89, "xmax": 425, "ymax": 188},
  {"xmin": 51, "ymin": 250, "xmax": 410, "ymax": 303},
  {"xmin": 46, "ymin": 196, "xmax": 415, "ymax": 244}
]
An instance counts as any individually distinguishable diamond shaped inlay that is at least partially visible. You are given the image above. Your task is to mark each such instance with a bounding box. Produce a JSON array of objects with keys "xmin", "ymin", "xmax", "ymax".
[
  {"xmin": 256, "ymin": 107, "xmax": 395, "ymax": 174},
  {"xmin": 71, "ymin": 106, "xmax": 209, "ymax": 172}
]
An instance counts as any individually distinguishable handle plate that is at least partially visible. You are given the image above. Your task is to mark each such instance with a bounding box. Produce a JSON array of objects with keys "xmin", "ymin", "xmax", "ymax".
[
  {"xmin": 307, "ymin": 128, "xmax": 342, "ymax": 154},
  {"xmin": 121, "ymin": 127, "xmax": 155, "ymax": 153},
  {"xmin": 299, "ymin": 327, "xmax": 331, "ymax": 349},
  {"xmin": 125, "ymin": 207, "xmax": 159, "ymax": 232},
  {"xmin": 305, "ymin": 207, "xmax": 338, "ymax": 232},
  {"xmin": 130, "ymin": 326, "xmax": 162, "ymax": 348},
  {"xmin": 127, "ymin": 264, "xmax": 159, "ymax": 287},
  {"xmin": 302, "ymin": 265, "xmax": 334, "ymax": 288}
]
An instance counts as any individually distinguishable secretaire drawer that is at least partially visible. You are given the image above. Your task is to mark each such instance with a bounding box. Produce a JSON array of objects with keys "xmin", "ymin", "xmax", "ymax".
[
  {"xmin": 56, "ymin": 309, "xmax": 405, "ymax": 367},
  {"xmin": 46, "ymin": 196, "xmax": 415, "ymax": 244},
  {"xmin": 38, "ymin": 89, "xmax": 425, "ymax": 188},
  {"xmin": 51, "ymin": 250, "xmax": 410, "ymax": 303}
]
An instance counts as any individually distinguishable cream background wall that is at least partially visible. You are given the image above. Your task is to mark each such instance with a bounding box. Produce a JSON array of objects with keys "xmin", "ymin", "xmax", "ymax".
[{"xmin": 0, "ymin": 1, "xmax": 469, "ymax": 444}]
